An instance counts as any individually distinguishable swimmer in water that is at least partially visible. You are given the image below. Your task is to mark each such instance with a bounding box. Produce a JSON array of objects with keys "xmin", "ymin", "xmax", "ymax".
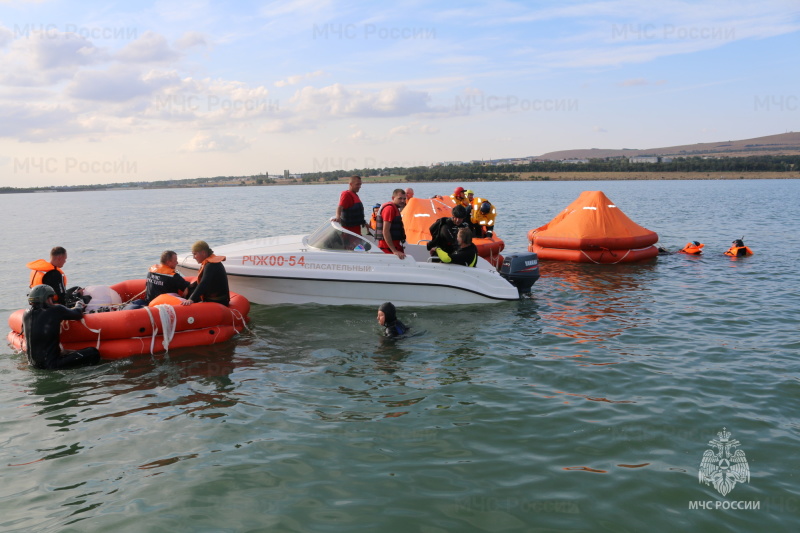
[{"xmin": 377, "ymin": 302, "xmax": 408, "ymax": 337}]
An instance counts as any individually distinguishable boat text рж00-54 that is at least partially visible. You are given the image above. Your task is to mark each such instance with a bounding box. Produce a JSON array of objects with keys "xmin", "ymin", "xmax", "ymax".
[{"xmin": 179, "ymin": 221, "xmax": 540, "ymax": 307}]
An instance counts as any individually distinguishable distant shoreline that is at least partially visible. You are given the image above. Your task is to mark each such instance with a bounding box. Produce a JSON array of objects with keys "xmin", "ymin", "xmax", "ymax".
[{"xmin": 2, "ymin": 171, "xmax": 798, "ymax": 194}]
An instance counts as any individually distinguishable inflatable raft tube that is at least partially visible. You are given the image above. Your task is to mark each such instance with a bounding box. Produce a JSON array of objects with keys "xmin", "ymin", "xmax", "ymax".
[{"xmin": 7, "ymin": 279, "xmax": 250, "ymax": 360}]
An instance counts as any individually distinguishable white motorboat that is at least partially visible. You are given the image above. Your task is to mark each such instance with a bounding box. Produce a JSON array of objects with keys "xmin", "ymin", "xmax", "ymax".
[{"xmin": 179, "ymin": 221, "xmax": 539, "ymax": 306}]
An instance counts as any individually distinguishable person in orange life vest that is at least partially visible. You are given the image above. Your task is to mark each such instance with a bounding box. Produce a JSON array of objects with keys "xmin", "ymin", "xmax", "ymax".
[
  {"xmin": 334, "ymin": 175, "xmax": 366, "ymax": 235},
  {"xmin": 369, "ymin": 203, "xmax": 381, "ymax": 232},
  {"xmin": 27, "ymin": 246, "xmax": 83, "ymax": 306},
  {"xmin": 464, "ymin": 189, "xmax": 475, "ymax": 210},
  {"xmin": 145, "ymin": 250, "xmax": 191, "ymax": 303},
  {"xmin": 376, "ymin": 189, "xmax": 407, "ymax": 259},
  {"xmin": 679, "ymin": 241, "xmax": 704, "ymax": 254},
  {"xmin": 182, "ymin": 241, "xmax": 230, "ymax": 306},
  {"xmin": 450, "ymin": 187, "xmax": 470, "ymax": 209},
  {"xmin": 724, "ymin": 239, "xmax": 754, "ymax": 257}
]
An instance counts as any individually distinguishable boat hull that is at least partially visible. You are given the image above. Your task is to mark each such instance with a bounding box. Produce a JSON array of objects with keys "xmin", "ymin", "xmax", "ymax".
[{"xmin": 179, "ymin": 229, "xmax": 525, "ymax": 306}]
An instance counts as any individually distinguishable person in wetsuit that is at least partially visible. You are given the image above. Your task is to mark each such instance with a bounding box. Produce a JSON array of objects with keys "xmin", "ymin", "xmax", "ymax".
[
  {"xmin": 432, "ymin": 227, "xmax": 478, "ymax": 267},
  {"xmin": 377, "ymin": 302, "xmax": 408, "ymax": 337},
  {"xmin": 427, "ymin": 205, "xmax": 470, "ymax": 255},
  {"xmin": 22, "ymin": 285, "xmax": 101, "ymax": 370},
  {"xmin": 182, "ymin": 240, "xmax": 230, "ymax": 306}
]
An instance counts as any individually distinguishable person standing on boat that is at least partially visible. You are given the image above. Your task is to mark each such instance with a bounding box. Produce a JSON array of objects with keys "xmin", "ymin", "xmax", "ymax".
[
  {"xmin": 145, "ymin": 250, "xmax": 191, "ymax": 304},
  {"xmin": 334, "ymin": 175, "xmax": 366, "ymax": 236},
  {"xmin": 369, "ymin": 202, "xmax": 381, "ymax": 232},
  {"xmin": 27, "ymin": 246, "xmax": 81, "ymax": 306},
  {"xmin": 432, "ymin": 228, "xmax": 478, "ymax": 267},
  {"xmin": 182, "ymin": 241, "xmax": 230, "ymax": 306},
  {"xmin": 405, "ymin": 187, "xmax": 415, "ymax": 200},
  {"xmin": 22, "ymin": 285, "xmax": 101, "ymax": 370},
  {"xmin": 377, "ymin": 302, "xmax": 408, "ymax": 337},
  {"xmin": 377, "ymin": 189, "xmax": 407, "ymax": 259},
  {"xmin": 427, "ymin": 205, "xmax": 469, "ymax": 255}
]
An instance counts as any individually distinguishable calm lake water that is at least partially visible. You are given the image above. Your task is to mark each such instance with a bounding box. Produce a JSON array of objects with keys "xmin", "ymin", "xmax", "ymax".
[{"xmin": 1, "ymin": 180, "xmax": 798, "ymax": 532}]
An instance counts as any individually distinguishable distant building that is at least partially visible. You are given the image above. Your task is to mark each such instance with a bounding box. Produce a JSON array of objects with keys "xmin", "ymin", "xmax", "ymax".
[
  {"xmin": 629, "ymin": 156, "xmax": 659, "ymax": 164},
  {"xmin": 560, "ymin": 158, "xmax": 590, "ymax": 164}
]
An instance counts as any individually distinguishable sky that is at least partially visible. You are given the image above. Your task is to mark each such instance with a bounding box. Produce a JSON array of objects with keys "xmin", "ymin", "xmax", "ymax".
[{"xmin": 1, "ymin": 0, "xmax": 798, "ymax": 187}]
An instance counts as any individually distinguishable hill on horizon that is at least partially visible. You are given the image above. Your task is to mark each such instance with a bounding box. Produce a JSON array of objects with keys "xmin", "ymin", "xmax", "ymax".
[{"xmin": 535, "ymin": 132, "xmax": 800, "ymax": 160}]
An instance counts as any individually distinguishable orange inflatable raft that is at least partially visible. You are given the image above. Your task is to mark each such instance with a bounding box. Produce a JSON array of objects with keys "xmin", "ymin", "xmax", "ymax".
[
  {"xmin": 528, "ymin": 191, "xmax": 659, "ymax": 263},
  {"xmin": 402, "ymin": 195, "xmax": 505, "ymax": 267},
  {"xmin": 7, "ymin": 279, "xmax": 250, "ymax": 360}
]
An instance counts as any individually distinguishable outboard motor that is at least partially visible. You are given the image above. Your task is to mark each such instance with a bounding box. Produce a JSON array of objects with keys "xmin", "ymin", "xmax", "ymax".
[{"xmin": 499, "ymin": 252, "xmax": 540, "ymax": 296}]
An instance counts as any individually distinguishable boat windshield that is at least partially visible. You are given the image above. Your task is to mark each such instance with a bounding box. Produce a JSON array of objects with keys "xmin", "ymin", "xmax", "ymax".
[{"xmin": 306, "ymin": 221, "xmax": 374, "ymax": 252}]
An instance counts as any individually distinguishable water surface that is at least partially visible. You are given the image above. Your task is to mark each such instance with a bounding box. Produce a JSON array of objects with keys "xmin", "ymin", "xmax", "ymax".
[{"xmin": 1, "ymin": 180, "xmax": 798, "ymax": 532}]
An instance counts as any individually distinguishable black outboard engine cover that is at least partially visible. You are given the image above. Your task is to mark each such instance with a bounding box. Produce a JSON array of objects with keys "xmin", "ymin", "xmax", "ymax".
[{"xmin": 499, "ymin": 252, "xmax": 540, "ymax": 295}]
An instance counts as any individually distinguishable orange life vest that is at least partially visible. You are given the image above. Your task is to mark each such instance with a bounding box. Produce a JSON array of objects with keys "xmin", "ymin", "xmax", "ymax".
[
  {"xmin": 27, "ymin": 259, "xmax": 67, "ymax": 302},
  {"xmin": 197, "ymin": 254, "xmax": 227, "ymax": 280},
  {"xmin": 149, "ymin": 264, "xmax": 179, "ymax": 276},
  {"xmin": 724, "ymin": 246, "xmax": 753, "ymax": 257},
  {"xmin": 679, "ymin": 242, "xmax": 704, "ymax": 254}
]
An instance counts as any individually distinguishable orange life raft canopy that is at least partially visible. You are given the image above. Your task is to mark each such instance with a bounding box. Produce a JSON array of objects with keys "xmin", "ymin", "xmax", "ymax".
[
  {"xmin": 402, "ymin": 195, "xmax": 505, "ymax": 267},
  {"xmin": 8, "ymin": 278, "xmax": 250, "ymax": 360},
  {"xmin": 527, "ymin": 191, "xmax": 659, "ymax": 263}
]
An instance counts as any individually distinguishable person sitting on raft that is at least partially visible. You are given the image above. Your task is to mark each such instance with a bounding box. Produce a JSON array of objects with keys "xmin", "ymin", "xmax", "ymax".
[
  {"xmin": 724, "ymin": 239, "xmax": 754, "ymax": 257},
  {"xmin": 679, "ymin": 241, "xmax": 705, "ymax": 254},
  {"xmin": 377, "ymin": 302, "xmax": 408, "ymax": 338},
  {"xmin": 22, "ymin": 285, "xmax": 101, "ymax": 370},
  {"xmin": 182, "ymin": 241, "xmax": 230, "ymax": 306},
  {"xmin": 431, "ymin": 228, "xmax": 478, "ymax": 267},
  {"xmin": 145, "ymin": 250, "xmax": 192, "ymax": 306}
]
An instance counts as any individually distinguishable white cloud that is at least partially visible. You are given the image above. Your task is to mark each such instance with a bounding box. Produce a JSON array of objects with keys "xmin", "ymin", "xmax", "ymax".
[
  {"xmin": 274, "ymin": 69, "xmax": 325, "ymax": 87},
  {"xmin": 619, "ymin": 78, "xmax": 667, "ymax": 87},
  {"xmin": 67, "ymin": 66, "xmax": 178, "ymax": 102},
  {"xmin": 181, "ymin": 131, "xmax": 250, "ymax": 152},
  {"xmin": 115, "ymin": 31, "xmax": 180, "ymax": 63},
  {"xmin": 0, "ymin": 30, "xmax": 104, "ymax": 86},
  {"xmin": 290, "ymin": 83, "xmax": 433, "ymax": 118},
  {"xmin": 0, "ymin": 102, "xmax": 80, "ymax": 141},
  {"xmin": 175, "ymin": 31, "xmax": 209, "ymax": 50},
  {"xmin": 0, "ymin": 26, "xmax": 13, "ymax": 48}
]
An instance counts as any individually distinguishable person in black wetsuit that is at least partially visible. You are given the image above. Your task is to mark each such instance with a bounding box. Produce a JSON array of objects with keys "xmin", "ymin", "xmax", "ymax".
[
  {"xmin": 22, "ymin": 285, "xmax": 101, "ymax": 370},
  {"xmin": 427, "ymin": 205, "xmax": 470, "ymax": 255},
  {"xmin": 432, "ymin": 227, "xmax": 478, "ymax": 267},
  {"xmin": 182, "ymin": 240, "xmax": 230, "ymax": 306},
  {"xmin": 377, "ymin": 302, "xmax": 408, "ymax": 337}
]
